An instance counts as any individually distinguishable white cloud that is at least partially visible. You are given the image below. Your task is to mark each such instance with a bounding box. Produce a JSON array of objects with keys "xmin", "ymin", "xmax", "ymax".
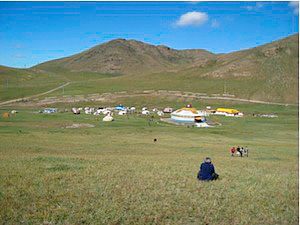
[
  {"xmin": 176, "ymin": 11, "xmax": 208, "ymax": 27},
  {"xmin": 187, "ymin": 1, "xmax": 200, "ymax": 4},
  {"xmin": 289, "ymin": 1, "xmax": 299, "ymax": 14},
  {"xmin": 211, "ymin": 19, "xmax": 220, "ymax": 28},
  {"xmin": 244, "ymin": 3, "xmax": 264, "ymax": 11}
]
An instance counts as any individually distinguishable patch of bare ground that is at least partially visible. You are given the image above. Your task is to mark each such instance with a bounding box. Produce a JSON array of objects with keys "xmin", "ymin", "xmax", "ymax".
[
  {"xmin": 65, "ymin": 123, "xmax": 95, "ymax": 129},
  {"xmin": 2, "ymin": 89, "xmax": 297, "ymax": 108},
  {"xmin": 0, "ymin": 121, "xmax": 72, "ymax": 128}
]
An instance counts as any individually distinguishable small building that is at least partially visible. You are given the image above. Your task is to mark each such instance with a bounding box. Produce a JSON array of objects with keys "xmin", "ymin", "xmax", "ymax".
[{"xmin": 213, "ymin": 108, "xmax": 243, "ymax": 117}]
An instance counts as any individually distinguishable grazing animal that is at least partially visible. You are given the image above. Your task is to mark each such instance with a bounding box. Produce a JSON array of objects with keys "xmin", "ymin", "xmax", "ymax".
[{"xmin": 154, "ymin": 138, "xmax": 157, "ymax": 143}]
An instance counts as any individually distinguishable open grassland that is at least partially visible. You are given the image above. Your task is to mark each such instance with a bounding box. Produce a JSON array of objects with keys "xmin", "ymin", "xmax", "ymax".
[
  {"xmin": 0, "ymin": 102, "xmax": 298, "ymax": 224},
  {"xmin": 0, "ymin": 66, "xmax": 66, "ymax": 102},
  {"xmin": 40, "ymin": 63, "xmax": 298, "ymax": 104}
]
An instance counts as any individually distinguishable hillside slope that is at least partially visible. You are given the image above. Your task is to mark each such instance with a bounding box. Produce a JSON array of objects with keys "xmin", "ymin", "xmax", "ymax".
[
  {"xmin": 35, "ymin": 39, "xmax": 215, "ymax": 75},
  {"xmin": 1, "ymin": 34, "xmax": 298, "ymax": 104},
  {"xmin": 0, "ymin": 65, "xmax": 65, "ymax": 102},
  {"xmin": 177, "ymin": 34, "xmax": 299, "ymax": 103}
]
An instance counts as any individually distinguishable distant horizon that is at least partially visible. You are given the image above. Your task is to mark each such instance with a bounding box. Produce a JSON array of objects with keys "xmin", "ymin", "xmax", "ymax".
[{"xmin": 1, "ymin": 1, "xmax": 298, "ymax": 68}]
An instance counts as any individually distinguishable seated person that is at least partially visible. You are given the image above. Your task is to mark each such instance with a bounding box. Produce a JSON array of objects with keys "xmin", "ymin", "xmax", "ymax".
[{"xmin": 197, "ymin": 157, "xmax": 219, "ymax": 181}]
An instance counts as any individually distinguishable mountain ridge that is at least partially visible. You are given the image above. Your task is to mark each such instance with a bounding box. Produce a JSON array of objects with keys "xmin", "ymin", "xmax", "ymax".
[
  {"xmin": 34, "ymin": 37, "xmax": 216, "ymax": 74},
  {"xmin": 0, "ymin": 34, "xmax": 298, "ymax": 104},
  {"xmin": 34, "ymin": 34, "xmax": 298, "ymax": 78}
]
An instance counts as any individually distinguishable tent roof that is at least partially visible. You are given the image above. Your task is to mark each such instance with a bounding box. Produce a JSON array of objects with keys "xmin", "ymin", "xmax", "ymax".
[{"xmin": 172, "ymin": 107, "xmax": 205, "ymax": 116}]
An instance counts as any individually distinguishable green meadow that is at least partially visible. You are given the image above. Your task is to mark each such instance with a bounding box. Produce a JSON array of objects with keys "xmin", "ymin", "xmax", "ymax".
[{"xmin": 0, "ymin": 101, "xmax": 298, "ymax": 225}]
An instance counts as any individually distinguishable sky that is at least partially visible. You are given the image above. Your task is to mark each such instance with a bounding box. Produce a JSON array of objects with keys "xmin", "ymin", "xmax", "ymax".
[{"xmin": 0, "ymin": 1, "xmax": 299, "ymax": 68}]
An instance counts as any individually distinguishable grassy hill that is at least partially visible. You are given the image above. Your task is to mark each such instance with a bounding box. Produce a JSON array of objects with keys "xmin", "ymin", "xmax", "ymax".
[
  {"xmin": 33, "ymin": 33, "xmax": 300, "ymax": 104},
  {"xmin": 0, "ymin": 65, "xmax": 66, "ymax": 102},
  {"xmin": 0, "ymin": 34, "xmax": 298, "ymax": 104},
  {"xmin": 34, "ymin": 39, "xmax": 215, "ymax": 75}
]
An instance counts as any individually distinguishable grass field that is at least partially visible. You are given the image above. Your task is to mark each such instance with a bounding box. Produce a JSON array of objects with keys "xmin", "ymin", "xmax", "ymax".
[{"xmin": 0, "ymin": 101, "xmax": 298, "ymax": 224}]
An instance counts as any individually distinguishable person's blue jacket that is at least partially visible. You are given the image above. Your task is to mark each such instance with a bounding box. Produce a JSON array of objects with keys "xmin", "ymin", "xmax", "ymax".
[{"xmin": 197, "ymin": 162, "xmax": 215, "ymax": 180}]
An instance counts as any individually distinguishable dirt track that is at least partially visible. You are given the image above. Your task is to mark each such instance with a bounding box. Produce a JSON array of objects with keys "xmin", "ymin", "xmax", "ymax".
[
  {"xmin": 0, "ymin": 82, "xmax": 70, "ymax": 106},
  {"xmin": 0, "ymin": 85, "xmax": 298, "ymax": 107}
]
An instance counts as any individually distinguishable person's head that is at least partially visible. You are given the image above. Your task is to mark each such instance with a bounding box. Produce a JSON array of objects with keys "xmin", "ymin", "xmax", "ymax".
[{"xmin": 204, "ymin": 157, "xmax": 211, "ymax": 163}]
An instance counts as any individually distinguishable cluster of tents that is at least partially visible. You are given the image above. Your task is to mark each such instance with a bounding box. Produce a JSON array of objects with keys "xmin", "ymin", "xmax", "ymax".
[{"xmin": 38, "ymin": 104, "xmax": 243, "ymax": 126}]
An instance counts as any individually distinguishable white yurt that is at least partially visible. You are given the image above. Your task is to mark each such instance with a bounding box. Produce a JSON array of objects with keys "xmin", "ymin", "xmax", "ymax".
[
  {"xmin": 103, "ymin": 112, "xmax": 114, "ymax": 122},
  {"xmin": 103, "ymin": 115, "xmax": 114, "ymax": 122},
  {"xmin": 142, "ymin": 110, "xmax": 150, "ymax": 115},
  {"xmin": 171, "ymin": 104, "xmax": 207, "ymax": 123},
  {"xmin": 118, "ymin": 110, "xmax": 127, "ymax": 115}
]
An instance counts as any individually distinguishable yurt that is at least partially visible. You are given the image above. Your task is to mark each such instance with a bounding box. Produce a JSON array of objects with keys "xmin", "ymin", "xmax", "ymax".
[
  {"xmin": 163, "ymin": 107, "xmax": 173, "ymax": 113},
  {"xmin": 103, "ymin": 114, "xmax": 114, "ymax": 122},
  {"xmin": 171, "ymin": 105, "xmax": 207, "ymax": 122}
]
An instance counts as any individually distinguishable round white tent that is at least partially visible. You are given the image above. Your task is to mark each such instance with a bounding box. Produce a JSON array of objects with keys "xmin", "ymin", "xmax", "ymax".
[{"xmin": 171, "ymin": 106, "xmax": 207, "ymax": 122}]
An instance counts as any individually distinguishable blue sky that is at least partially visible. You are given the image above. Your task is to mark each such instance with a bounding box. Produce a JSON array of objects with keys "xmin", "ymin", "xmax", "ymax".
[{"xmin": 0, "ymin": 1, "xmax": 298, "ymax": 68}]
